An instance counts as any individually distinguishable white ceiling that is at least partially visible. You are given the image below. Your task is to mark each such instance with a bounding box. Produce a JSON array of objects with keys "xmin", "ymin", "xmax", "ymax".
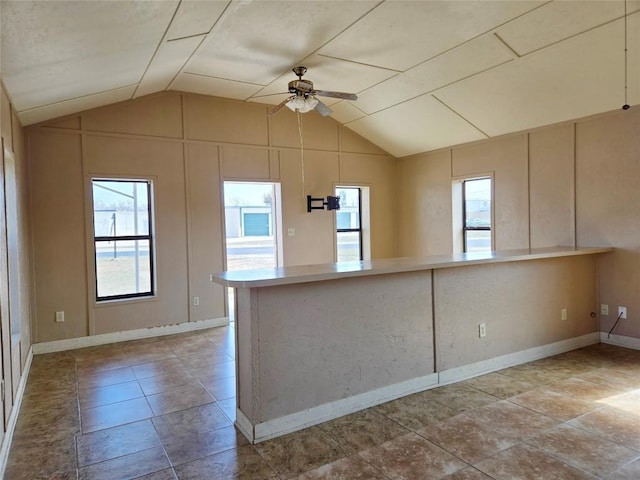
[{"xmin": 2, "ymin": 0, "xmax": 639, "ymax": 158}]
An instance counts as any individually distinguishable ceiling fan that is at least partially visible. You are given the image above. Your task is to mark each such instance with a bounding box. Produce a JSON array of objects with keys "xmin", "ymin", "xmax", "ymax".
[{"xmin": 265, "ymin": 66, "xmax": 358, "ymax": 117}]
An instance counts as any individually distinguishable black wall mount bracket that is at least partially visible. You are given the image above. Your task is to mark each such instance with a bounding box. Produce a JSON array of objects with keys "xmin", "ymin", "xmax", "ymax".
[{"xmin": 307, "ymin": 195, "xmax": 340, "ymax": 212}]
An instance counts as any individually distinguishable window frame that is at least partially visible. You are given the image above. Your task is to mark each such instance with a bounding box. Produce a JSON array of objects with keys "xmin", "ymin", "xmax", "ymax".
[
  {"xmin": 462, "ymin": 177, "xmax": 492, "ymax": 253},
  {"xmin": 335, "ymin": 186, "xmax": 364, "ymax": 262},
  {"xmin": 92, "ymin": 178, "xmax": 155, "ymax": 302}
]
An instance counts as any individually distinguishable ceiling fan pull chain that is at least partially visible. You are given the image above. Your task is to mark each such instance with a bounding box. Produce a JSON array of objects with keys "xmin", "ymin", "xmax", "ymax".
[
  {"xmin": 297, "ymin": 110, "xmax": 305, "ymax": 199},
  {"xmin": 622, "ymin": 0, "xmax": 630, "ymax": 110}
]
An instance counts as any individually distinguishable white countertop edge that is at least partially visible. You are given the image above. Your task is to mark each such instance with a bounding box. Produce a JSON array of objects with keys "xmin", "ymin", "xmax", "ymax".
[{"xmin": 214, "ymin": 246, "xmax": 613, "ymax": 288}]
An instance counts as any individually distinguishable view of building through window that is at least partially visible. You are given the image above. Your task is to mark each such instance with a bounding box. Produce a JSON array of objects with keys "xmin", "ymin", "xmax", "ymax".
[
  {"xmin": 463, "ymin": 177, "xmax": 492, "ymax": 253},
  {"xmin": 336, "ymin": 186, "xmax": 362, "ymax": 262},
  {"xmin": 92, "ymin": 179, "xmax": 154, "ymax": 300},
  {"xmin": 223, "ymin": 182, "xmax": 278, "ymax": 271}
]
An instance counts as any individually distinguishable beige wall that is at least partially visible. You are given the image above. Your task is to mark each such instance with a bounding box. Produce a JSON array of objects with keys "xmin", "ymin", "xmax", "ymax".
[
  {"xmin": 27, "ymin": 92, "xmax": 396, "ymax": 342},
  {"xmin": 238, "ymin": 270, "xmax": 434, "ymax": 423},
  {"xmin": 399, "ymin": 108, "xmax": 640, "ymax": 340},
  {"xmin": 0, "ymin": 82, "xmax": 31, "ymax": 438},
  {"xmin": 22, "ymin": 89, "xmax": 640, "ymax": 347},
  {"xmin": 575, "ymin": 110, "xmax": 640, "ymax": 339},
  {"xmin": 435, "ymin": 256, "xmax": 597, "ymax": 370},
  {"xmin": 397, "ymin": 150, "xmax": 453, "ymax": 256}
]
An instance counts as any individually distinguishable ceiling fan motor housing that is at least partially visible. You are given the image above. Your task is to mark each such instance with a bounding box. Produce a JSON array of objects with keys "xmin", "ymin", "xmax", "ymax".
[{"xmin": 289, "ymin": 79, "xmax": 314, "ymax": 94}]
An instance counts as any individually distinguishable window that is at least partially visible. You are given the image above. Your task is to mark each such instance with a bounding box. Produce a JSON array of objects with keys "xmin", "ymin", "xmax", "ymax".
[
  {"xmin": 463, "ymin": 177, "xmax": 492, "ymax": 253},
  {"xmin": 92, "ymin": 179, "xmax": 154, "ymax": 301},
  {"xmin": 336, "ymin": 187, "xmax": 363, "ymax": 262},
  {"xmin": 223, "ymin": 181, "xmax": 281, "ymax": 271}
]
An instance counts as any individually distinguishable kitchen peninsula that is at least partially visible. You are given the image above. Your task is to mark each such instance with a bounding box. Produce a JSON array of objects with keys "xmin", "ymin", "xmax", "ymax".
[{"xmin": 214, "ymin": 246, "xmax": 612, "ymax": 443}]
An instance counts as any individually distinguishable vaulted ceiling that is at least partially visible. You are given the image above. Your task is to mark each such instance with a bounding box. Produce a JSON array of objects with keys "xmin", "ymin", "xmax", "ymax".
[{"xmin": 2, "ymin": 0, "xmax": 639, "ymax": 157}]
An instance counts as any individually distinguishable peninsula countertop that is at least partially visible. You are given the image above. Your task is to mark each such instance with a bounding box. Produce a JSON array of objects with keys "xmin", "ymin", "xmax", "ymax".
[{"xmin": 213, "ymin": 246, "xmax": 613, "ymax": 288}]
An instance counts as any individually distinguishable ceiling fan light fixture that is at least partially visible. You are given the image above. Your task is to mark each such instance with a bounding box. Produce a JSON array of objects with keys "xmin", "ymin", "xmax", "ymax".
[{"xmin": 285, "ymin": 95, "xmax": 318, "ymax": 113}]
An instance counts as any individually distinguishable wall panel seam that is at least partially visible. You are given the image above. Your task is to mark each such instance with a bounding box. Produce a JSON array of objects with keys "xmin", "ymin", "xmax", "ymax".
[
  {"xmin": 573, "ymin": 122, "xmax": 577, "ymax": 248},
  {"xmin": 527, "ymin": 132, "xmax": 531, "ymax": 249},
  {"xmin": 80, "ymin": 131, "xmax": 94, "ymax": 337}
]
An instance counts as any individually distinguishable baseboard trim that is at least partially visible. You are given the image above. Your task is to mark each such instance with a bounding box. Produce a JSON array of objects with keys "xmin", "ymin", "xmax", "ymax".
[
  {"xmin": 241, "ymin": 332, "xmax": 601, "ymax": 443},
  {"xmin": 32, "ymin": 317, "xmax": 229, "ymax": 354},
  {"xmin": 439, "ymin": 332, "xmax": 600, "ymax": 384},
  {"xmin": 0, "ymin": 346, "xmax": 33, "ymax": 479},
  {"xmin": 600, "ymin": 332, "xmax": 640, "ymax": 350},
  {"xmin": 246, "ymin": 373, "xmax": 439, "ymax": 443}
]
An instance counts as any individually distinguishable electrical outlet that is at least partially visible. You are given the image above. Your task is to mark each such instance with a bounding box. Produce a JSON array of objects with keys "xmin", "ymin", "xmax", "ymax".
[
  {"xmin": 287, "ymin": 228, "xmax": 295, "ymax": 237},
  {"xmin": 210, "ymin": 274, "xmax": 214, "ymax": 282},
  {"xmin": 55, "ymin": 311, "xmax": 65, "ymax": 323},
  {"xmin": 600, "ymin": 304, "xmax": 609, "ymax": 315},
  {"xmin": 561, "ymin": 308, "xmax": 567, "ymax": 321},
  {"xmin": 479, "ymin": 323, "xmax": 486, "ymax": 338},
  {"xmin": 193, "ymin": 296, "xmax": 200, "ymax": 306},
  {"xmin": 618, "ymin": 306, "xmax": 627, "ymax": 319}
]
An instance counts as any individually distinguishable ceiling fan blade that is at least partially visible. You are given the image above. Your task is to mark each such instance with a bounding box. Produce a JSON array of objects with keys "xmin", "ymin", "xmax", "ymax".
[
  {"xmin": 267, "ymin": 97, "xmax": 292, "ymax": 116},
  {"xmin": 314, "ymin": 90, "xmax": 358, "ymax": 101},
  {"xmin": 314, "ymin": 99, "xmax": 332, "ymax": 117}
]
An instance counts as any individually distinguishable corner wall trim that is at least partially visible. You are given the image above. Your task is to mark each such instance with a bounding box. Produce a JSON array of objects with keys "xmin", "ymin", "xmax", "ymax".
[
  {"xmin": 235, "ymin": 408, "xmax": 254, "ymax": 442},
  {"xmin": 32, "ymin": 317, "xmax": 229, "ymax": 354},
  {"xmin": 600, "ymin": 332, "xmax": 640, "ymax": 350},
  {"xmin": 0, "ymin": 346, "xmax": 34, "ymax": 479}
]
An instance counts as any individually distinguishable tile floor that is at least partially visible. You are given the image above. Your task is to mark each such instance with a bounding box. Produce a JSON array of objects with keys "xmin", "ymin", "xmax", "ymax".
[{"xmin": 4, "ymin": 324, "xmax": 640, "ymax": 480}]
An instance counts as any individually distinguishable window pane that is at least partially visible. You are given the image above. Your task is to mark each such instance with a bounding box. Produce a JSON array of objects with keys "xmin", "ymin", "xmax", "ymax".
[
  {"xmin": 336, "ymin": 212, "xmax": 353, "ymax": 230},
  {"xmin": 96, "ymin": 240, "xmax": 151, "ymax": 298},
  {"xmin": 464, "ymin": 178, "xmax": 491, "ymax": 228},
  {"xmin": 93, "ymin": 180, "xmax": 150, "ymax": 237},
  {"xmin": 463, "ymin": 177, "xmax": 491, "ymax": 253},
  {"xmin": 224, "ymin": 182, "xmax": 277, "ymax": 271},
  {"xmin": 465, "ymin": 230, "xmax": 492, "ymax": 253},
  {"xmin": 337, "ymin": 231, "xmax": 361, "ymax": 262},
  {"xmin": 336, "ymin": 188, "xmax": 360, "ymax": 229}
]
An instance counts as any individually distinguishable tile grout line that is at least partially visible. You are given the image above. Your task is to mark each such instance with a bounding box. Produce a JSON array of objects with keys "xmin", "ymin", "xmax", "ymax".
[{"xmin": 8, "ymin": 328, "xmax": 639, "ymax": 479}]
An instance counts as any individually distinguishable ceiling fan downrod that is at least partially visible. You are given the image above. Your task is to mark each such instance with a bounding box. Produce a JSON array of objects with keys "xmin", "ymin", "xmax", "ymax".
[{"xmin": 292, "ymin": 66, "xmax": 307, "ymax": 79}]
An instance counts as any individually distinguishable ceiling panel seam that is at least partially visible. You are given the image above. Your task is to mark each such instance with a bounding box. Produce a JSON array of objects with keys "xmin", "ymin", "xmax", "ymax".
[
  {"xmin": 367, "ymin": 0, "xmax": 551, "ymax": 73},
  {"xmin": 512, "ymin": 10, "xmax": 640, "ymax": 58},
  {"xmin": 315, "ymin": 53, "xmax": 402, "ymax": 74},
  {"xmin": 149, "ymin": 0, "xmax": 231, "ymax": 95},
  {"xmin": 249, "ymin": 0, "xmax": 385, "ymax": 97},
  {"xmin": 345, "ymin": 72, "xmax": 403, "ymax": 96},
  {"xmin": 203, "ymin": 0, "xmax": 233, "ymax": 35},
  {"xmin": 179, "ymin": 72, "xmax": 267, "ymax": 88},
  {"xmin": 493, "ymin": 32, "xmax": 521, "ymax": 58},
  {"xmin": 132, "ymin": 0, "xmax": 184, "ymax": 99},
  {"xmin": 430, "ymin": 94, "xmax": 490, "ymax": 139},
  {"xmin": 163, "ymin": 1, "xmax": 234, "ymax": 94},
  {"xmin": 165, "ymin": 37, "xmax": 210, "ymax": 93},
  {"xmin": 348, "ymin": 58, "xmax": 515, "ymax": 119},
  {"xmin": 167, "ymin": 32, "xmax": 211, "ymax": 43},
  {"xmin": 16, "ymin": 84, "xmax": 140, "ymax": 115},
  {"xmin": 341, "ymin": 102, "xmax": 370, "ymax": 125}
]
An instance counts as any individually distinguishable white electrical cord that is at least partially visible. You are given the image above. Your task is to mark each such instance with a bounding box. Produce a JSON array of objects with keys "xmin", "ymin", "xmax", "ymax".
[{"xmin": 607, "ymin": 311, "xmax": 624, "ymax": 338}]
